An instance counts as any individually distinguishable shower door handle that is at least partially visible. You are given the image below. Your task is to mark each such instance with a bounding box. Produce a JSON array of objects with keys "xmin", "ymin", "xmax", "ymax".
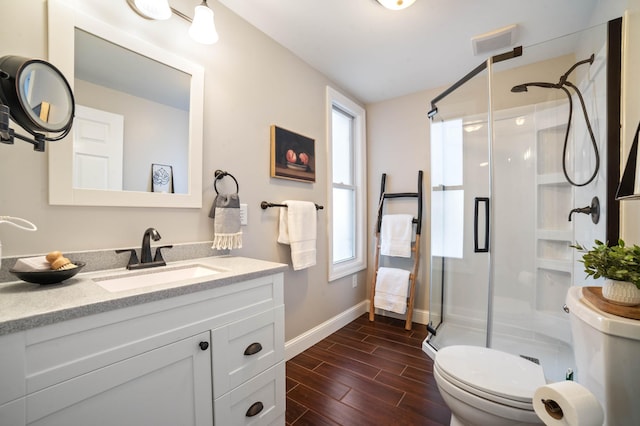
[{"xmin": 474, "ymin": 197, "xmax": 490, "ymax": 253}]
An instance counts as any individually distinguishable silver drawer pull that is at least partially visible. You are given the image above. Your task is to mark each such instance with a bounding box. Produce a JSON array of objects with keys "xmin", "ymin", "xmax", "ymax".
[
  {"xmin": 244, "ymin": 342, "xmax": 263, "ymax": 356},
  {"xmin": 245, "ymin": 401, "xmax": 264, "ymax": 417}
]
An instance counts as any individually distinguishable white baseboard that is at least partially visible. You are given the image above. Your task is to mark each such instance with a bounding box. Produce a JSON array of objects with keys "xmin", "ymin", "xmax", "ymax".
[
  {"xmin": 285, "ymin": 300, "xmax": 368, "ymax": 360},
  {"xmin": 370, "ymin": 306, "xmax": 429, "ymax": 326},
  {"xmin": 284, "ymin": 300, "xmax": 429, "ymax": 360}
]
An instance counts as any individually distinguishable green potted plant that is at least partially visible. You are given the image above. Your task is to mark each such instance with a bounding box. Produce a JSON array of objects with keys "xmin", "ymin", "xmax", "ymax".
[{"xmin": 572, "ymin": 239, "xmax": 640, "ymax": 306}]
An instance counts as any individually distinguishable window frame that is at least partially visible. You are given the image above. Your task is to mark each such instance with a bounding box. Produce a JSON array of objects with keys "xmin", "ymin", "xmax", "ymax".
[{"xmin": 326, "ymin": 86, "xmax": 367, "ymax": 281}]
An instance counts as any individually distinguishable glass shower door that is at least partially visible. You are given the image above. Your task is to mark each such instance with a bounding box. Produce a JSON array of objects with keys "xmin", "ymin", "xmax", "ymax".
[
  {"xmin": 427, "ymin": 63, "xmax": 492, "ymax": 351},
  {"xmin": 424, "ymin": 22, "xmax": 616, "ymax": 384}
]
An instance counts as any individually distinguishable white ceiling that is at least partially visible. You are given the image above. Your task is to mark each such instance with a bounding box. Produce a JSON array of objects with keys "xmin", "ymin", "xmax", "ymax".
[{"xmin": 216, "ymin": 0, "xmax": 624, "ymax": 104}]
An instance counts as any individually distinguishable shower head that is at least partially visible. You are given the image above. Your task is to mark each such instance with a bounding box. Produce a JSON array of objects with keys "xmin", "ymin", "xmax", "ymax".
[
  {"xmin": 509, "ymin": 53, "xmax": 599, "ymax": 187},
  {"xmin": 510, "ymin": 84, "xmax": 528, "ymax": 93},
  {"xmin": 510, "ymin": 82, "xmax": 559, "ymax": 93},
  {"xmin": 512, "ymin": 54, "xmax": 595, "ymax": 95}
]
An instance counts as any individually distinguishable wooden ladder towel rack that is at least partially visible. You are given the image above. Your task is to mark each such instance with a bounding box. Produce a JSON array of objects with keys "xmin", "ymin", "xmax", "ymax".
[{"xmin": 369, "ymin": 171, "xmax": 423, "ymax": 331}]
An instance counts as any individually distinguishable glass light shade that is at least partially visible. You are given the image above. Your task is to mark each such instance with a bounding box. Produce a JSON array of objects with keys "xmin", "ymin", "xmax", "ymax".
[
  {"xmin": 127, "ymin": 0, "xmax": 172, "ymax": 20},
  {"xmin": 189, "ymin": 3, "xmax": 219, "ymax": 45},
  {"xmin": 376, "ymin": 0, "xmax": 417, "ymax": 10}
]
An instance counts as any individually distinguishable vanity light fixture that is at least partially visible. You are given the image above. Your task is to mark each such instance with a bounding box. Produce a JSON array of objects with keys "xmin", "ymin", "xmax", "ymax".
[
  {"xmin": 376, "ymin": 0, "xmax": 417, "ymax": 10},
  {"xmin": 127, "ymin": 0, "xmax": 219, "ymax": 45},
  {"xmin": 126, "ymin": 0, "xmax": 172, "ymax": 20},
  {"xmin": 188, "ymin": 1, "xmax": 219, "ymax": 45}
]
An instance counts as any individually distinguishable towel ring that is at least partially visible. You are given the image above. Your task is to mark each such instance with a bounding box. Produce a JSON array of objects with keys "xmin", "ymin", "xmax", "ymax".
[{"xmin": 214, "ymin": 170, "xmax": 239, "ymax": 194}]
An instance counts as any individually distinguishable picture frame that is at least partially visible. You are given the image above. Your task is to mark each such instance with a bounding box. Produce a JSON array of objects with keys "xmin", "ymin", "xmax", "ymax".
[
  {"xmin": 151, "ymin": 163, "xmax": 174, "ymax": 193},
  {"xmin": 270, "ymin": 125, "xmax": 316, "ymax": 183}
]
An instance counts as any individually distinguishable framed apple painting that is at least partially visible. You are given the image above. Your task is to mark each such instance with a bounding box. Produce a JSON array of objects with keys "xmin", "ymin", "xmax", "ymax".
[{"xmin": 270, "ymin": 125, "xmax": 316, "ymax": 182}]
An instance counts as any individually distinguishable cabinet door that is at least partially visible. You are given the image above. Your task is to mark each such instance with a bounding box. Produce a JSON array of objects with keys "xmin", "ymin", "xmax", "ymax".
[
  {"xmin": 0, "ymin": 398, "xmax": 26, "ymax": 426},
  {"xmin": 26, "ymin": 332, "xmax": 212, "ymax": 426}
]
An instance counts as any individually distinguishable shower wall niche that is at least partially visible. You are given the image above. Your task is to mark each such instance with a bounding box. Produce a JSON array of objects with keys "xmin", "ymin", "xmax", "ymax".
[{"xmin": 535, "ymin": 104, "xmax": 574, "ymax": 316}]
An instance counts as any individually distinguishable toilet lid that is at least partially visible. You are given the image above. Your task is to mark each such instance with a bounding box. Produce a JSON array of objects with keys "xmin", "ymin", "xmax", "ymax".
[{"xmin": 434, "ymin": 345, "xmax": 546, "ymax": 406}]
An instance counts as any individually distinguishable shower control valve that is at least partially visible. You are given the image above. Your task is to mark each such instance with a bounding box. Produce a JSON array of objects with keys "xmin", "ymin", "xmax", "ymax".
[{"xmin": 568, "ymin": 196, "xmax": 600, "ymax": 224}]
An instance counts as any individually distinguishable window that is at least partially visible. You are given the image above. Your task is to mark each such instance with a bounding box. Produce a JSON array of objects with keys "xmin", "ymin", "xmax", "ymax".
[
  {"xmin": 430, "ymin": 119, "xmax": 464, "ymax": 258},
  {"xmin": 327, "ymin": 86, "xmax": 366, "ymax": 281}
]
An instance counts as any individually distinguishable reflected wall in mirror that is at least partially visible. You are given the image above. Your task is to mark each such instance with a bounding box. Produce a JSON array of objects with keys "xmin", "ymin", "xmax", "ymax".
[
  {"xmin": 74, "ymin": 29, "xmax": 190, "ymax": 193},
  {"xmin": 47, "ymin": 0, "xmax": 204, "ymax": 208}
]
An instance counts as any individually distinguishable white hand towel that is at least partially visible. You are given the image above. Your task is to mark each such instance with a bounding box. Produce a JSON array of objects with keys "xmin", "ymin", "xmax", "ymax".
[
  {"xmin": 277, "ymin": 200, "xmax": 317, "ymax": 270},
  {"xmin": 380, "ymin": 214, "xmax": 413, "ymax": 258},
  {"xmin": 374, "ymin": 267, "xmax": 410, "ymax": 314}
]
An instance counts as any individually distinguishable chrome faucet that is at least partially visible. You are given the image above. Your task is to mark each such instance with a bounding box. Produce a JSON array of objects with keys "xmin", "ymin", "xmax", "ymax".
[{"xmin": 116, "ymin": 227, "xmax": 172, "ymax": 270}]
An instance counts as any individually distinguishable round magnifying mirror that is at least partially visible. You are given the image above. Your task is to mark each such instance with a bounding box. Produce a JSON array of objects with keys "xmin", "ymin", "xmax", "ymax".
[{"xmin": 0, "ymin": 55, "xmax": 74, "ymax": 135}]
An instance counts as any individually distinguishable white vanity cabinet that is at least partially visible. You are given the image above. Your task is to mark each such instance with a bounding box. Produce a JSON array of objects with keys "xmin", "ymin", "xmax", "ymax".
[{"xmin": 0, "ymin": 272, "xmax": 285, "ymax": 426}]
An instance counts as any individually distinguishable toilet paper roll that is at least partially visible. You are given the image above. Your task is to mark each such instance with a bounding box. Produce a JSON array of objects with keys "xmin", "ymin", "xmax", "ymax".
[{"xmin": 533, "ymin": 381, "xmax": 604, "ymax": 426}]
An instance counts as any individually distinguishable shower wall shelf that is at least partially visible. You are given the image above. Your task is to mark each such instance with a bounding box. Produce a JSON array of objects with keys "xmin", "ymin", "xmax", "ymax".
[{"xmin": 534, "ymin": 102, "xmax": 574, "ymax": 313}]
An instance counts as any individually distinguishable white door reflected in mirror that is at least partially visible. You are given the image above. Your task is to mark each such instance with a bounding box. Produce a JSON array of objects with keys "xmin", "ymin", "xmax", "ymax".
[{"xmin": 73, "ymin": 105, "xmax": 124, "ymax": 191}]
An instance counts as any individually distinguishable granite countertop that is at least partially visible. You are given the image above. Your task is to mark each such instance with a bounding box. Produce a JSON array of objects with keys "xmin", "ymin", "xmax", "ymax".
[{"xmin": 0, "ymin": 256, "xmax": 288, "ymax": 336}]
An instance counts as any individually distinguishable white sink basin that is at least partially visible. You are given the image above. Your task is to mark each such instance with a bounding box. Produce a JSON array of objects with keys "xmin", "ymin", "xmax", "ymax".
[{"xmin": 94, "ymin": 264, "xmax": 225, "ymax": 293}]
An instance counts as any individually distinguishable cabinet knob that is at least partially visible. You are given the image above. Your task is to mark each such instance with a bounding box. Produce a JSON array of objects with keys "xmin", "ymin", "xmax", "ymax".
[
  {"xmin": 199, "ymin": 341, "xmax": 210, "ymax": 351},
  {"xmin": 245, "ymin": 401, "xmax": 264, "ymax": 417}
]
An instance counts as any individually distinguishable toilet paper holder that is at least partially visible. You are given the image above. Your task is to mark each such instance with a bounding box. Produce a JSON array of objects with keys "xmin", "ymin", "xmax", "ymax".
[{"xmin": 541, "ymin": 398, "xmax": 564, "ymax": 420}]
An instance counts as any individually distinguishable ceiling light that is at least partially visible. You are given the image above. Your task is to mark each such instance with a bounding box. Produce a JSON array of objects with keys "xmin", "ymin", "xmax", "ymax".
[
  {"xmin": 188, "ymin": 1, "xmax": 219, "ymax": 45},
  {"xmin": 376, "ymin": 0, "xmax": 417, "ymax": 11},
  {"xmin": 127, "ymin": 0, "xmax": 172, "ymax": 20}
]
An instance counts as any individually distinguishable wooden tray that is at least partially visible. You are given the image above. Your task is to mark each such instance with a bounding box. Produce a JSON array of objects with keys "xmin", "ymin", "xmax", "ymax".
[{"xmin": 582, "ymin": 286, "xmax": 640, "ymax": 320}]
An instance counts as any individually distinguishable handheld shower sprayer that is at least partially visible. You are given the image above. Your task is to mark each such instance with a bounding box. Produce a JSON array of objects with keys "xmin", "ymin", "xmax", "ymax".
[{"xmin": 510, "ymin": 54, "xmax": 598, "ymax": 187}]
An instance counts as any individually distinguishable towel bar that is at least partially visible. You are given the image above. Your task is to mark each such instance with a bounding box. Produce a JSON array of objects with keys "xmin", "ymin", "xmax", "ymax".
[{"xmin": 260, "ymin": 201, "xmax": 323, "ymax": 210}]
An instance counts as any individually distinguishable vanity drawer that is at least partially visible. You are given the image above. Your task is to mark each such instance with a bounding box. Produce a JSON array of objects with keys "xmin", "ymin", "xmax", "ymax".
[
  {"xmin": 214, "ymin": 361, "xmax": 285, "ymax": 426},
  {"xmin": 24, "ymin": 274, "xmax": 282, "ymax": 394},
  {"xmin": 212, "ymin": 305, "xmax": 284, "ymax": 398}
]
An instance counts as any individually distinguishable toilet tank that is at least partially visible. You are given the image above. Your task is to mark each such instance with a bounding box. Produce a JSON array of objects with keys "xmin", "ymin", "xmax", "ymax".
[{"xmin": 565, "ymin": 286, "xmax": 640, "ymax": 426}]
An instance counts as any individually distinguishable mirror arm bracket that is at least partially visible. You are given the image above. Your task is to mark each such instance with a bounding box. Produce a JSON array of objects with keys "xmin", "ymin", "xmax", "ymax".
[
  {"xmin": 11, "ymin": 130, "xmax": 46, "ymax": 152},
  {"xmin": 1, "ymin": 103, "xmax": 71, "ymax": 152},
  {"xmin": 1, "ymin": 127, "xmax": 46, "ymax": 152}
]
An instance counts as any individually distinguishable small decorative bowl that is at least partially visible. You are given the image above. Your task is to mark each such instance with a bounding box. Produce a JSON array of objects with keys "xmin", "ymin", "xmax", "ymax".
[{"xmin": 9, "ymin": 262, "xmax": 86, "ymax": 285}]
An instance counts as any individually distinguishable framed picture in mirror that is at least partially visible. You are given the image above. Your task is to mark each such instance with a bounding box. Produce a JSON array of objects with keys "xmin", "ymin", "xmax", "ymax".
[
  {"xmin": 270, "ymin": 125, "xmax": 316, "ymax": 183},
  {"xmin": 152, "ymin": 163, "xmax": 174, "ymax": 193}
]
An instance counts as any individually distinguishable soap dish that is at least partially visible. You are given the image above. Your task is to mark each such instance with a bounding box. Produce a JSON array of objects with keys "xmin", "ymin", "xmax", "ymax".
[{"xmin": 9, "ymin": 262, "xmax": 86, "ymax": 285}]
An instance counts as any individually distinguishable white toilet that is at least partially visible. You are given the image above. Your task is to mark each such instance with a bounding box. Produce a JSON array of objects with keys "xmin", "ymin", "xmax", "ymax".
[
  {"xmin": 433, "ymin": 286, "xmax": 640, "ymax": 426},
  {"xmin": 433, "ymin": 345, "xmax": 546, "ymax": 425}
]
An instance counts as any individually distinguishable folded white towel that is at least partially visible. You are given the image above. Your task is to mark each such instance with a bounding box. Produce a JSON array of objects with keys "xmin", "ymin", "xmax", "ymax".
[
  {"xmin": 380, "ymin": 214, "xmax": 413, "ymax": 258},
  {"xmin": 374, "ymin": 267, "xmax": 410, "ymax": 314},
  {"xmin": 277, "ymin": 200, "xmax": 317, "ymax": 270},
  {"xmin": 12, "ymin": 256, "xmax": 50, "ymax": 272}
]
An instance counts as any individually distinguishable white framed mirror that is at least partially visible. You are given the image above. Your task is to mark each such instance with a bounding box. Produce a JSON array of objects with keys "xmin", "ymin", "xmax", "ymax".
[{"xmin": 47, "ymin": 0, "xmax": 204, "ymax": 208}]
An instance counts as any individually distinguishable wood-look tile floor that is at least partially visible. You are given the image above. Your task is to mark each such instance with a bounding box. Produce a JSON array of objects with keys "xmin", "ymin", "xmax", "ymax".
[{"xmin": 285, "ymin": 314, "xmax": 452, "ymax": 425}]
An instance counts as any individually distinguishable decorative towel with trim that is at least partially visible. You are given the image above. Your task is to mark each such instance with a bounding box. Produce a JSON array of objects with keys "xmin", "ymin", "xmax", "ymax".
[
  {"xmin": 374, "ymin": 267, "xmax": 410, "ymax": 314},
  {"xmin": 380, "ymin": 214, "xmax": 413, "ymax": 258},
  {"xmin": 277, "ymin": 200, "xmax": 317, "ymax": 270},
  {"xmin": 209, "ymin": 193, "xmax": 242, "ymax": 250}
]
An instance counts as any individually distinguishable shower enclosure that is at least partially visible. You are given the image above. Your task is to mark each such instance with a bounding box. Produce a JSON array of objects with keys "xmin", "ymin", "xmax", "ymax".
[{"xmin": 423, "ymin": 20, "xmax": 621, "ymax": 382}]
